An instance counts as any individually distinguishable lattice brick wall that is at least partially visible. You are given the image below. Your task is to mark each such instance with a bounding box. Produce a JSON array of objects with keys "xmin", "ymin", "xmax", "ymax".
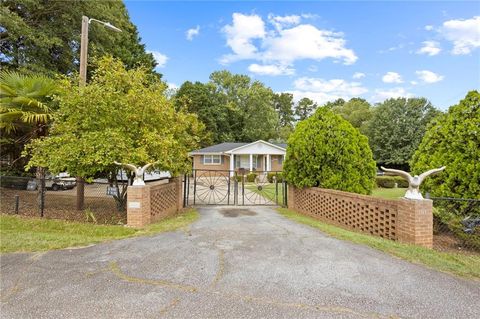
[
  {"xmin": 150, "ymin": 181, "xmax": 178, "ymax": 222},
  {"xmin": 293, "ymin": 187, "xmax": 398, "ymax": 240}
]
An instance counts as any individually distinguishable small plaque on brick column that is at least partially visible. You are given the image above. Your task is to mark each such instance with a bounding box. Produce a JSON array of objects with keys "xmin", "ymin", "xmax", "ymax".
[{"xmin": 128, "ymin": 201, "xmax": 141, "ymax": 208}]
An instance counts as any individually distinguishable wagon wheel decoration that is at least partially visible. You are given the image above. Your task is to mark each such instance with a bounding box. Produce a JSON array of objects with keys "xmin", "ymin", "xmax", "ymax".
[
  {"xmin": 195, "ymin": 171, "xmax": 229, "ymax": 204},
  {"xmin": 244, "ymin": 173, "xmax": 275, "ymax": 205}
]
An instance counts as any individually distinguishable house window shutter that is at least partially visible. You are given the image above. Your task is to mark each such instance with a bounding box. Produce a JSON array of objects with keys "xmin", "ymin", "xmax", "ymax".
[
  {"xmin": 201, "ymin": 155, "xmax": 204, "ymax": 164},
  {"xmin": 221, "ymin": 155, "xmax": 224, "ymax": 164}
]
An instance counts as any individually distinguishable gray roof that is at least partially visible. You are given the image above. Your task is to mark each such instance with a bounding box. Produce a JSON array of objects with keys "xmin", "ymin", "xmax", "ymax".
[{"xmin": 190, "ymin": 141, "xmax": 286, "ymax": 154}]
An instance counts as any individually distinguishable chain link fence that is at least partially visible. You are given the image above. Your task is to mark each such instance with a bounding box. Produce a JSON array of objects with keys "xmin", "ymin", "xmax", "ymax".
[
  {"xmin": 0, "ymin": 176, "xmax": 129, "ymax": 224},
  {"xmin": 428, "ymin": 194, "xmax": 480, "ymax": 254}
]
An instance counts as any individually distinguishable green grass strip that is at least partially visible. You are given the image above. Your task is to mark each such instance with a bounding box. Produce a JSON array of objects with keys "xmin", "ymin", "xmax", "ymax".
[
  {"xmin": 277, "ymin": 208, "xmax": 480, "ymax": 280},
  {"xmin": 0, "ymin": 209, "xmax": 199, "ymax": 253}
]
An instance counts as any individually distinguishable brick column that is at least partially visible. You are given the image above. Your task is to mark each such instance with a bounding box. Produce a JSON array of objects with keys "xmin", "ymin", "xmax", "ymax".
[
  {"xmin": 396, "ymin": 198, "xmax": 433, "ymax": 248},
  {"xmin": 287, "ymin": 184, "xmax": 296, "ymax": 210},
  {"xmin": 127, "ymin": 185, "xmax": 151, "ymax": 227}
]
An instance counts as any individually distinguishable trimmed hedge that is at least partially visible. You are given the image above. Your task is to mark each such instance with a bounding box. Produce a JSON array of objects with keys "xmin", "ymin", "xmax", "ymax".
[
  {"xmin": 246, "ymin": 173, "xmax": 257, "ymax": 183},
  {"xmin": 267, "ymin": 172, "xmax": 284, "ymax": 183},
  {"xmin": 376, "ymin": 176, "xmax": 409, "ymax": 188}
]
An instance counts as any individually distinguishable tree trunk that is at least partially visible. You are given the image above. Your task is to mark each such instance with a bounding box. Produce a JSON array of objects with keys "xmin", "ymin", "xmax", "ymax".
[
  {"xmin": 36, "ymin": 166, "xmax": 45, "ymax": 217},
  {"xmin": 76, "ymin": 177, "xmax": 84, "ymax": 210}
]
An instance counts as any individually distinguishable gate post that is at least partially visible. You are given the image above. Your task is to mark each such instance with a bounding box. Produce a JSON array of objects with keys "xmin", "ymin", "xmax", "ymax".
[
  {"xmin": 127, "ymin": 185, "xmax": 151, "ymax": 227},
  {"xmin": 287, "ymin": 184, "xmax": 295, "ymax": 209},
  {"xmin": 396, "ymin": 198, "xmax": 433, "ymax": 248}
]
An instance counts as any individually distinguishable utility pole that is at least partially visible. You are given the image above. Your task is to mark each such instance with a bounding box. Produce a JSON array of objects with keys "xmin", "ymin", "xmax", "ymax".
[
  {"xmin": 76, "ymin": 16, "xmax": 89, "ymax": 210},
  {"xmin": 76, "ymin": 16, "xmax": 121, "ymax": 210}
]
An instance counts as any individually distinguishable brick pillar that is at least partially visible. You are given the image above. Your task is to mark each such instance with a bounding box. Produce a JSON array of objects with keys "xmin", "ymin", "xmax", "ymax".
[
  {"xmin": 287, "ymin": 184, "xmax": 296, "ymax": 210},
  {"xmin": 396, "ymin": 198, "xmax": 433, "ymax": 248},
  {"xmin": 173, "ymin": 177, "xmax": 183, "ymax": 211},
  {"xmin": 127, "ymin": 185, "xmax": 151, "ymax": 227}
]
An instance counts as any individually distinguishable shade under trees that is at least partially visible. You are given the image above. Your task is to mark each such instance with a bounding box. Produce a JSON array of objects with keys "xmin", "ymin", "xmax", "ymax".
[{"xmin": 284, "ymin": 107, "xmax": 376, "ymax": 194}]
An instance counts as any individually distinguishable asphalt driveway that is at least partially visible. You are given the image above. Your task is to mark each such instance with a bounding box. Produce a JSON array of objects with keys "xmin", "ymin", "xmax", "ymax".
[{"xmin": 1, "ymin": 206, "xmax": 479, "ymax": 318}]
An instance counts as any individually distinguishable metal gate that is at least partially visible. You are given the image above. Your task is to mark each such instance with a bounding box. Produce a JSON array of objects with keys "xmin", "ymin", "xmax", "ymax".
[{"xmin": 183, "ymin": 169, "xmax": 287, "ymax": 206}]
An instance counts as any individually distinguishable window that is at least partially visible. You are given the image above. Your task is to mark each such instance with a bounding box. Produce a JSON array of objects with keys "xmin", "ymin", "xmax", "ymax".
[
  {"xmin": 203, "ymin": 155, "xmax": 221, "ymax": 165},
  {"xmin": 278, "ymin": 155, "xmax": 284, "ymax": 165}
]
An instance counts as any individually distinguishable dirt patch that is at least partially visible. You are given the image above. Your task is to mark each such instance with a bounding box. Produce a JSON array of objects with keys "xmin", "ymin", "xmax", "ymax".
[
  {"xmin": 220, "ymin": 209, "xmax": 257, "ymax": 218},
  {"xmin": 1, "ymin": 188, "xmax": 126, "ymax": 225}
]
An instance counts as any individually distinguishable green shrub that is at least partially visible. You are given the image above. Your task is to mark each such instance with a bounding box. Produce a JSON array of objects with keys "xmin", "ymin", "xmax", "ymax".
[
  {"xmin": 376, "ymin": 176, "xmax": 409, "ymax": 188},
  {"xmin": 246, "ymin": 173, "xmax": 257, "ymax": 183},
  {"xmin": 284, "ymin": 107, "xmax": 376, "ymax": 194},
  {"xmin": 411, "ymin": 91, "xmax": 480, "ymax": 200},
  {"xmin": 267, "ymin": 172, "xmax": 284, "ymax": 183}
]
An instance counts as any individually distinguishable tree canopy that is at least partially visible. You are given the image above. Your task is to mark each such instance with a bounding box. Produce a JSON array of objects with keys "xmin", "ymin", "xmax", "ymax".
[
  {"xmin": 329, "ymin": 98, "xmax": 373, "ymax": 133},
  {"xmin": 25, "ymin": 57, "xmax": 204, "ymax": 178},
  {"xmin": 294, "ymin": 97, "xmax": 317, "ymax": 121},
  {"xmin": 174, "ymin": 70, "xmax": 279, "ymax": 143},
  {"xmin": 411, "ymin": 91, "xmax": 480, "ymax": 199},
  {"xmin": 284, "ymin": 107, "xmax": 376, "ymax": 194},
  {"xmin": 1, "ymin": 0, "xmax": 157, "ymax": 76},
  {"xmin": 365, "ymin": 97, "xmax": 441, "ymax": 169}
]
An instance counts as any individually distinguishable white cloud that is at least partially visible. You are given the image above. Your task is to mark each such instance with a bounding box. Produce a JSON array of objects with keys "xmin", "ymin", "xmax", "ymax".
[
  {"xmin": 417, "ymin": 41, "xmax": 441, "ymax": 56},
  {"xmin": 352, "ymin": 72, "xmax": 365, "ymax": 79},
  {"xmin": 221, "ymin": 13, "xmax": 357, "ymax": 67},
  {"xmin": 307, "ymin": 65, "xmax": 318, "ymax": 72},
  {"xmin": 147, "ymin": 50, "xmax": 168, "ymax": 68},
  {"xmin": 382, "ymin": 72, "xmax": 403, "ymax": 83},
  {"xmin": 372, "ymin": 87, "xmax": 412, "ymax": 102},
  {"xmin": 410, "ymin": 81, "xmax": 418, "ymax": 85},
  {"xmin": 186, "ymin": 25, "xmax": 200, "ymax": 41},
  {"xmin": 248, "ymin": 63, "xmax": 295, "ymax": 76},
  {"xmin": 425, "ymin": 25, "xmax": 434, "ymax": 31},
  {"xmin": 440, "ymin": 16, "xmax": 480, "ymax": 55},
  {"xmin": 268, "ymin": 14, "xmax": 301, "ymax": 30},
  {"xmin": 221, "ymin": 13, "xmax": 266, "ymax": 63},
  {"xmin": 288, "ymin": 77, "xmax": 368, "ymax": 105},
  {"xmin": 416, "ymin": 70, "xmax": 444, "ymax": 83}
]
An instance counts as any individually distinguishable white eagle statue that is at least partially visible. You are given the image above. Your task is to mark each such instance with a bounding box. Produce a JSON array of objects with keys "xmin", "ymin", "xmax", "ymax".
[
  {"xmin": 380, "ymin": 166, "xmax": 446, "ymax": 200},
  {"xmin": 113, "ymin": 161, "xmax": 158, "ymax": 186}
]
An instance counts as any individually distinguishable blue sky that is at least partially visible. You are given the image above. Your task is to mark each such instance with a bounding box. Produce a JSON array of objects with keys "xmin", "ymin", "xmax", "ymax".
[{"xmin": 125, "ymin": 1, "xmax": 480, "ymax": 110}]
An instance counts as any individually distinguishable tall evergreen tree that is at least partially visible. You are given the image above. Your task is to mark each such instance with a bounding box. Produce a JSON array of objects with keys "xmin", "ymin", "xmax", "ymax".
[{"xmin": 0, "ymin": 0, "xmax": 158, "ymax": 77}]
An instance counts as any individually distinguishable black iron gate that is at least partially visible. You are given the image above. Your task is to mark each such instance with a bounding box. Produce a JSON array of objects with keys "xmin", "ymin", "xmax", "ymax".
[{"xmin": 184, "ymin": 169, "xmax": 287, "ymax": 206}]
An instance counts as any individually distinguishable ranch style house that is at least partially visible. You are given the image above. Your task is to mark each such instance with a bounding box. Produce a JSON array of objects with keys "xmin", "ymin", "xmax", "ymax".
[{"xmin": 189, "ymin": 140, "xmax": 286, "ymax": 175}]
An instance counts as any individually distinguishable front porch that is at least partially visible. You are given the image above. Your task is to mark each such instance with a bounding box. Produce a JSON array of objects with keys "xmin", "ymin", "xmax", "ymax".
[{"xmin": 228, "ymin": 154, "xmax": 283, "ymax": 173}]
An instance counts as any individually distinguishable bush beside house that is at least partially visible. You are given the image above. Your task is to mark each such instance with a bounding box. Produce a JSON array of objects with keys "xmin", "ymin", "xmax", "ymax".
[{"xmin": 284, "ymin": 107, "xmax": 376, "ymax": 195}]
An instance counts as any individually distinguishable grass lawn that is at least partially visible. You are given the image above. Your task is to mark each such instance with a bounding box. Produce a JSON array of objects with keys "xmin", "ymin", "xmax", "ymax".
[
  {"xmin": 277, "ymin": 207, "xmax": 480, "ymax": 280},
  {"xmin": 245, "ymin": 183, "xmax": 284, "ymax": 203},
  {"xmin": 0, "ymin": 209, "xmax": 199, "ymax": 253},
  {"xmin": 371, "ymin": 187, "xmax": 407, "ymax": 199}
]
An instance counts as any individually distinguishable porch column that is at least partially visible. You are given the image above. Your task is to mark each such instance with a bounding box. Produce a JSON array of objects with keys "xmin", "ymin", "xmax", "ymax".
[
  {"xmin": 230, "ymin": 154, "xmax": 234, "ymax": 177},
  {"xmin": 249, "ymin": 154, "xmax": 253, "ymax": 172},
  {"xmin": 266, "ymin": 154, "xmax": 271, "ymax": 171}
]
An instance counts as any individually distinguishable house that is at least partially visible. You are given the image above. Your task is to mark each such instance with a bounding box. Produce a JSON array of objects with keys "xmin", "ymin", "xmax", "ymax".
[{"xmin": 189, "ymin": 140, "xmax": 286, "ymax": 174}]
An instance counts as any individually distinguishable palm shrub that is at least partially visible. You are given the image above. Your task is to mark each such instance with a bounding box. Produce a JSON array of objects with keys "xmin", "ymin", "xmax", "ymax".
[
  {"xmin": 284, "ymin": 107, "xmax": 376, "ymax": 194},
  {"xmin": 0, "ymin": 71, "xmax": 57, "ymax": 215}
]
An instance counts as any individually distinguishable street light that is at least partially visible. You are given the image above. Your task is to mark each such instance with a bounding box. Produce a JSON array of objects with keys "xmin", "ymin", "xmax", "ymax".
[
  {"xmin": 79, "ymin": 16, "xmax": 122, "ymax": 87},
  {"xmin": 76, "ymin": 16, "xmax": 121, "ymax": 210}
]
